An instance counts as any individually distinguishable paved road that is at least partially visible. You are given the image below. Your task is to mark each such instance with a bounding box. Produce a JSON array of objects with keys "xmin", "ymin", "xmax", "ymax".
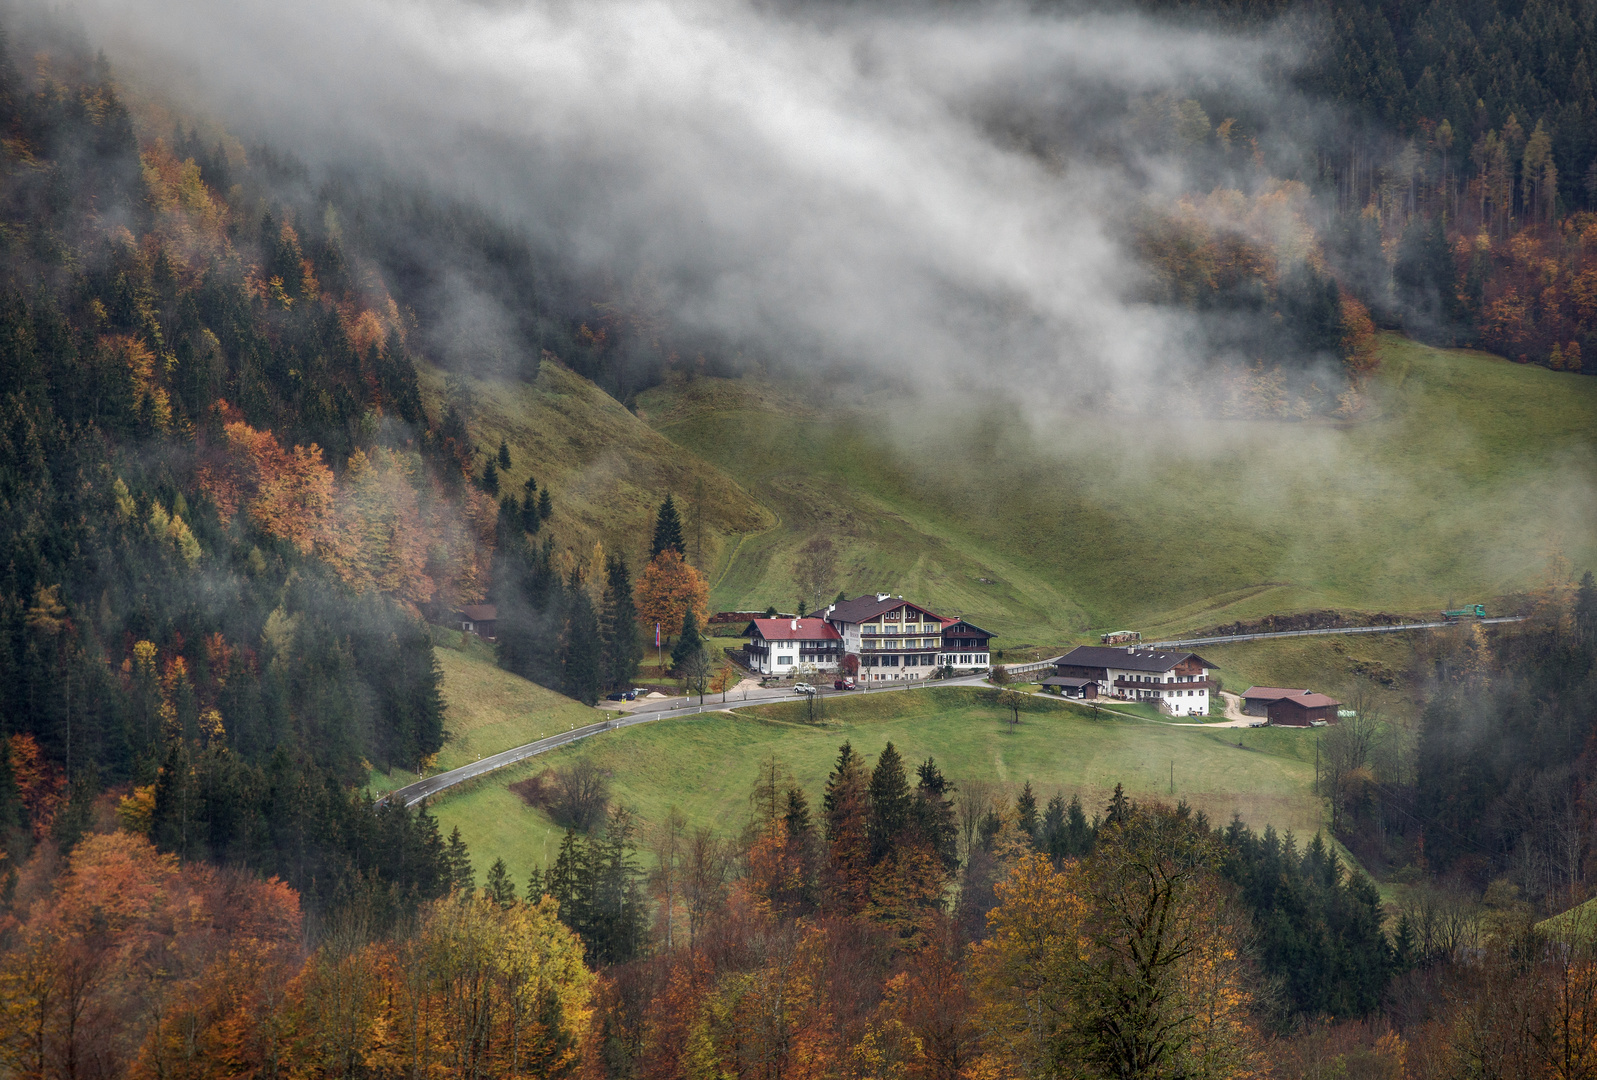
[
  {"xmin": 1144, "ymin": 615, "xmax": 1527, "ymax": 649},
  {"xmin": 378, "ymin": 673, "xmax": 994, "ymax": 809}
]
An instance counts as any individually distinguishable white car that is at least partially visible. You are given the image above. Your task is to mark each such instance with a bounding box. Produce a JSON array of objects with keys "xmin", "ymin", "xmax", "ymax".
[{"xmin": 792, "ymin": 682, "xmax": 816, "ymax": 695}]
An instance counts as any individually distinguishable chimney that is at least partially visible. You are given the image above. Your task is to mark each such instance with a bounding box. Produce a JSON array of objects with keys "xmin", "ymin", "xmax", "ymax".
[
  {"xmin": 876, "ymin": 593, "xmax": 891, "ymax": 602},
  {"xmin": 791, "ymin": 619, "xmax": 799, "ymax": 631},
  {"xmin": 1126, "ymin": 646, "xmax": 1135, "ymax": 654}
]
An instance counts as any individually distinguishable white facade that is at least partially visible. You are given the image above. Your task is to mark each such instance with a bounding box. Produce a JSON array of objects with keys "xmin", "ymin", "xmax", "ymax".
[
  {"xmin": 1105, "ymin": 666, "xmax": 1210, "ymax": 716},
  {"xmin": 744, "ymin": 618, "xmax": 842, "ymax": 676}
]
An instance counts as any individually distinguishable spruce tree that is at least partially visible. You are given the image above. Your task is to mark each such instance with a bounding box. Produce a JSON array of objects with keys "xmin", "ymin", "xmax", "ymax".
[
  {"xmin": 1042, "ymin": 793, "xmax": 1067, "ymax": 861},
  {"xmin": 1064, "ymin": 794, "xmax": 1093, "ymax": 857},
  {"xmin": 1016, "ymin": 781, "xmax": 1039, "ymax": 842},
  {"xmin": 651, "ymin": 494, "xmax": 685, "ymax": 558},
  {"xmin": 497, "ymin": 438, "xmax": 512, "ymax": 470},
  {"xmin": 537, "ymin": 487, "xmax": 553, "ymax": 521},
  {"xmin": 670, "ymin": 608, "xmax": 704, "ymax": 672},
  {"xmin": 912, "ymin": 757, "xmax": 959, "ymax": 871},
  {"xmin": 600, "ymin": 555, "xmax": 643, "ymax": 690},
  {"xmin": 561, "ymin": 583, "xmax": 603, "ymax": 706},
  {"xmin": 521, "ymin": 486, "xmax": 542, "ymax": 534},
  {"xmin": 485, "ymin": 857, "xmax": 517, "ymax": 906},
  {"xmin": 481, "ymin": 458, "xmax": 499, "ymax": 496},
  {"xmin": 445, "ymin": 826, "xmax": 475, "ymax": 892},
  {"xmin": 867, "ymin": 742, "xmax": 912, "ymax": 863}
]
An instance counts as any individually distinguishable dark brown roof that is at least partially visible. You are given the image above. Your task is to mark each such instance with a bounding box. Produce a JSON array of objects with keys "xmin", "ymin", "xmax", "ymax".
[
  {"xmin": 942, "ymin": 619, "xmax": 995, "ymax": 637},
  {"xmin": 1271, "ymin": 693, "xmax": 1342, "ymax": 710},
  {"xmin": 1057, "ymin": 646, "xmax": 1214, "ymax": 674},
  {"xmin": 1042, "ymin": 676, "xmax": 1096, "ymax": 688},
  {"xmin": 458, "ymin": 604, "xmax": 497, "ymax": 622},
  {"xmin": 1243, "ymin": 686, "xmax": 1312, "ymax": 701},
  {"xmin": 823, "ymin": 595, "xmax": 944, "ymax": 625},
  {"xmin": 744, "ymin": 618, "xmax": 842, "ymax": 642}
]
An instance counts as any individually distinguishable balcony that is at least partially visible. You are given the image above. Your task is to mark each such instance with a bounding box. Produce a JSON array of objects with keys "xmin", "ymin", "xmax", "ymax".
[{"xmin": 1113, "ymin": 678, "xmax": 1216, "ymax": 692}]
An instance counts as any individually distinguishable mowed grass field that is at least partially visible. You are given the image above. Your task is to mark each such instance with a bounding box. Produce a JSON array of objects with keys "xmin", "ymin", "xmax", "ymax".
[
  {"xmin": 366, "ymin": 631, "xmax": 605, "ymax": 798},
  {"xmin": 427, "ymin": 687, "xmax": 1325, "ymax": 893},
  {"xmin": 640, "ymin": 335, "xmax": 1597, "ymax": 643}
]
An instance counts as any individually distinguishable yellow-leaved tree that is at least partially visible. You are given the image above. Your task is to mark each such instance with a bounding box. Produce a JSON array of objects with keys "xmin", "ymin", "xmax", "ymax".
[{"xmin": 971, "ymin": 806, "xmax": 1262, "ymax": 1080}]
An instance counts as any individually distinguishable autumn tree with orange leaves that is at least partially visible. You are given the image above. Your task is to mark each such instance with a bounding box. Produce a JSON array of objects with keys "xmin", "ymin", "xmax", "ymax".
[{"xmin": 633, "ymin": 548, "xmax": 710, "ymax": 642}]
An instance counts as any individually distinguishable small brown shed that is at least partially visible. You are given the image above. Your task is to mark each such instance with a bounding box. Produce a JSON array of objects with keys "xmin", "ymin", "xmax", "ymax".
[
  {"xmin": 457, "ymin": 603, "xmax": 498, "ymax": 641},
  {"xmin": 1266, "ymin": 692, "xmax": 1341, "ymax": 727}
]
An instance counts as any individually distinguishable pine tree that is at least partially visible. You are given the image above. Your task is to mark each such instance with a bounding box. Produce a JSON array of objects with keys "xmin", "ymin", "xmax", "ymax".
[
  {"xmin": 823, "ymin": 741, "xmax": 870, "ymax": 913},
  {"xmin": 445, "ymin": 826, "xmax": 475, "ymax": 892},
  {"xmin": 651, "ymin": 494, "xmax": 685, "ymax": 558},
  {"xmin": 912, "ymin": 757, "xmax": 959, "ymax": 871},
  {"xmin": 1065, "ymin": 794, "xmax": 1093, "ymax": 857},
  {"xmin": 867, "ymin": 742, "xmax": 912, "ymax": 864},
  {"xmin": 1016, "ymin": 781, "xmax": 1039, "ymax": 843},
  {"xmin": 670, "ymin": 608, "xmax": 704, "ymax": 672},
  {"xmin": 485, "ymin": 857, "xmax": 517, "ymax": 906},
  {"xmin": 1042, "ymin": 793, "xmax": 1067, "ymax": 861},
  {"xmin": 497, "ymin": 438, "xmax": 512, "ymax": 470},
  {"xmin": 599, "ymin": 555, "xmax": 643, "ymax": 690},
  {"xmin": 481, "ymin": 458, "xmax": 500, "ymax": 496},
  {"xmin": 561, "ymin": 582, "xmax": 603, "ymax": 706},
  {"xmin": 521, "ymin": 484, "xmax": 542, "ymax": 534},
  {"xmin": 537, "ymin": 487, "xmax": 553, "ymax": 521}
]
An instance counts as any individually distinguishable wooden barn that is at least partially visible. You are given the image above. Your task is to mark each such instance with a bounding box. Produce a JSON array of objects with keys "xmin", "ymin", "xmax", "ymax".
[
  {"xmin": 456, "ymin": 604, "xmax": 498, "ymax": 641},
  {"xmin": 1265, "ymin": 691, "xmax": 1341, "ymax": 726}
]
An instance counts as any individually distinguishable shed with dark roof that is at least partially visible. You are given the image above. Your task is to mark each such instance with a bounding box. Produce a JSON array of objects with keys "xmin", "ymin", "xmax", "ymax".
[
  {"xmin": 1041, "ymin": 676, "xmax": 1098, "ymax": 699},
  {"xmin": 1266, "ymin": 692, "xmax": 1342, "ymax": 726}
]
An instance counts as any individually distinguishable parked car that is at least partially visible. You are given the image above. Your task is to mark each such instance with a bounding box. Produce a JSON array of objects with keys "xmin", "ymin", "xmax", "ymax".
[
  {"xmin": 793, "ymin": 682, "xmax": 816, "ymax": 695},
  {"xmin": 833, "ymin": 678, "xmax": 856, "ymax": 690},
  {"xmin": 606, "ymin": 692, "xmax": 627, "ymax": 701}
]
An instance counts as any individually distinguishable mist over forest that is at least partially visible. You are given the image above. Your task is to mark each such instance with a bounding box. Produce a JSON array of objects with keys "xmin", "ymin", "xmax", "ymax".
[{"xmin": 0, "ymin": 0, "xmax": 1594, "ymax": 1076}]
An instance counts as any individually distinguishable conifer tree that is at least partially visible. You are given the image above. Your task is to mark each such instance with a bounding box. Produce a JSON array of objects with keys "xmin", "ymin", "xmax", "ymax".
[
  {"xmin": 912, "ymin": 757, "xmax": 959, "ymax": 871},
  {"xmin": 537, "ymin": 487, "xmax": 553, "ymax": 521},
  {"xmin": 600, "ymin": 555, "xmax": 643, "ymax": 690},
  {"xmin": 1016, "ymin": 781, "xmax": 1039, "ymax": 842},
  {"xmin": 485, "ymin": 857, "xmax": 517, "ymax": 906},
  {"xmin": 481, "ymin": 457, "xmax": 499, "ymax": 496},
  {"xmin": 651, "ymin": 494, "xmax": 685, "ymax": 558},
  {"xmin": 670, "ymin": 607, "xmax": 704, "ymax": 672},
  {"xmin": 823, "ymin": 741, "xmax": 870, "ymax": 913},
  {"xmin": 445, "ymin": 826, "xmax": 475, "ymax": 892},
  {"xmin": 497, "ymin": 438, "xmax": 512, "ymax": 470},
  {"xmin": 867, "ymin": 742, "xmax": 912, "ymax": 864},
  {"xmin": 561, "ymin": 582, "xmax": 603, "ymax": 706},
  {"xmin": 521, "ymin": 482, "xmax": 542, "ymax": 534}
]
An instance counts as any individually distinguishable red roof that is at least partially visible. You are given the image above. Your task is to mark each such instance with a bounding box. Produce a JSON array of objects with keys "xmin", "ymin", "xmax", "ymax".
[{"xmin": 745, "ymin": 618, "xmax": 842, "ymax": 641}]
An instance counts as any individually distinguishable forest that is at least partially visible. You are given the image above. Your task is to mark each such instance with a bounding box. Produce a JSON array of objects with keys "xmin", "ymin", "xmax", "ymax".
[{"xmin": 1, "ymin": 1, "xmax": 1597, "ymax": 1077}]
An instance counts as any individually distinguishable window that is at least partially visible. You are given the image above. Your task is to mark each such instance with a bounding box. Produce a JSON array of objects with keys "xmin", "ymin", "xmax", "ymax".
[{"xmin": 778, "ymin": 656, "xmax": 793, "ymax": 665}]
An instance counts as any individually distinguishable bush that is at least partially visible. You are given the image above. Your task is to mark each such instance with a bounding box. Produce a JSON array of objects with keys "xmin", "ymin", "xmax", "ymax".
[{"xmin": 509, "ymin": 761, "xmax": 611, "ymax": 831}]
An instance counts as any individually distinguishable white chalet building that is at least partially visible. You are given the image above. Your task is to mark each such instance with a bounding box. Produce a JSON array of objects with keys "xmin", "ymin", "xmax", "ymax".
[
  {"xmin": 1053, "ymin": 645, "xmax": 1216, "ymax": 717},
  {"xmin": 820, "ymin": 594, "xmax": 995, "ymax": 682},
  {"xmin": 742, "ymin": 618, "xmax": 842, "ymax": 676}
]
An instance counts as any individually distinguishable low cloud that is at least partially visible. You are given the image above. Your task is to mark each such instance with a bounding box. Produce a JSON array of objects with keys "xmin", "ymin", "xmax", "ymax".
[{"xmin": 57, "ymin": 0, "xmax": 1296, "ymax": 403}]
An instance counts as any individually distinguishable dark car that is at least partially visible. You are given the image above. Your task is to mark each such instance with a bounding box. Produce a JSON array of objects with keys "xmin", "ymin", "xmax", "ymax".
[
  {"xmin": 607, "ymin": 692, "xmax": 627, "ymax": 701},
  {"xmin": 833, "ymin": 678, "xmax": 857, "ymax": 690}
]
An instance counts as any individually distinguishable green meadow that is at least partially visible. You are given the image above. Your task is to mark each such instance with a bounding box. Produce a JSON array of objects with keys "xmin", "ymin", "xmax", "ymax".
[
  {"xmin": 641, "ymin": 335, "xmax": 1597, "ymax": 643},
  {"xmin": 426, "ymin": 685, "xmax": 1326, "ymax": 893},
  {"xmin": 415, "ymin": 333, "xmax": 1597, "ymax": 883}
]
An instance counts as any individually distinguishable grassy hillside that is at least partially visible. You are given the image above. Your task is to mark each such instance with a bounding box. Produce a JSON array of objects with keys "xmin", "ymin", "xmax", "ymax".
[
  {"xmin": 428, "ymin": 687, "xmax": 1324, "ymax": 894},
  {"xmin": 367, "ymin": 629, "xmax": 603, "ymax": 797},
  {"xmin": 418, "ymin": 359, "xmax": 775, "ymax": 577},
  {"xmin": 639, "ymin": 336, "xmax": 1597, "ymax": 643}
]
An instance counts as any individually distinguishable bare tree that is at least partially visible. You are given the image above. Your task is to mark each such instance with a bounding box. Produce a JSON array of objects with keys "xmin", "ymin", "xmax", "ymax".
[
  {"xmin": 792, "ymin": 536, "xmax": 839, "ymax": 612},
  {"xmin": 649, "ymin": 806, "xmax": 688, "ymax": 950},
  {"xmin": 958, "ymin": 778, "xmax": 996, "ymax": 864},
  {"xmin": 550, "ymin": 760, "xmax": 610, "ymax": 832},
  {"xmin": 684, "ymin": 828, "xmax": 734, "ymax": 948}
]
